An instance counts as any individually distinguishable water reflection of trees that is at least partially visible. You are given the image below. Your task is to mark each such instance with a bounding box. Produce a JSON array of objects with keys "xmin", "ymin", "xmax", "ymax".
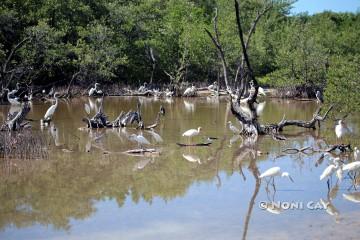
[{"xmin": 0, "ymin": 98, "xmax": 359, "ymax": 233}]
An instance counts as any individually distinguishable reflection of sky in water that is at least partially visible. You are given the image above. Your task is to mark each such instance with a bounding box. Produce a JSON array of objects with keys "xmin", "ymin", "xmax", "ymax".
[{"xmin": 1, "ymin": 97, "xmax": 360, "ymax": 239}]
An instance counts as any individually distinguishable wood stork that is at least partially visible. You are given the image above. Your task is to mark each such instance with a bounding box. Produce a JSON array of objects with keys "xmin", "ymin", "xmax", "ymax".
[
  {"xmin": 227, "ymin": 121, "xmax": 241, "ymax": 134},
  {"xmin": 42, "ymin": 92, "xmax": 60, "ymax": 125},
  {"xmin": 182, "ymin": 127, "xmax": 201, "ymax": 143},
  {"xmin": 259, "ymin": 167, "xmax": 294, "ymax": 182}
]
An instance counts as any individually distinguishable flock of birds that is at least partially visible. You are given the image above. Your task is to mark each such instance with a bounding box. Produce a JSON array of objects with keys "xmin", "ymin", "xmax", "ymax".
[{"xmin": 4, "ymin": 82, "xmax": 359, "ymax": 195}]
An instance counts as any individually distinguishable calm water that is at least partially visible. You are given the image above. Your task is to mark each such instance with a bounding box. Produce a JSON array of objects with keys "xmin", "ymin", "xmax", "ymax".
[{"xmin": 1, "ymin": 97, "xmax": 360, "ymax": 240}]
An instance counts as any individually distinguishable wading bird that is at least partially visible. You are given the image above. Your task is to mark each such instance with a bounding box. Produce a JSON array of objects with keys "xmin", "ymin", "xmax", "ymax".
[
  {"xmin": 258, "ymin": 87, "xmax": 266, "ymax": 96},
  {"xmin": 208, "ymin": 81, "xmax": 217, "ymax": 91},
  {"xmin": 5, "ymin": 89, "xmax": 21, "ymax": 105},
  {"xmin": 41, "ymin": 92, "xmax": 60, "ymax": 125},
  {"xmin": 182, "ymin": 127, "xmax": 201, "ymax": 144},
  {"xmin": 259, "ymin": 167, "xmax": 294, "ymax": 182},
  {"xmin": 228, "ymin": 121, "xmax": 241, "ymax": 134},
  {"xmin": 129, "ymin": 133, "xmax": 151, "ymax": 148},
  {"xmin": 316, "ymin": 90, "xmax": 324, "ymax": 103},
  {"xmin": 320, "ymin": 159, "xmax": 341, "ymax": 190},
  {"xmin": 183, "ymin": 85, "xmax": 196, "ymax": 97},
  {"xmin": 335, "ymin": 120, "xmax": 349, "ymax": 139},
  {"xmin": 165, "ymin": 88, "xmax": 174, "ymax": 97},
  {"xmin": 138, "ymin": 82, "xmax": 148, "ymax": 92},
  {"xmin": 89, "ymin": 83, "xmax": 103, "ymax": 97}
]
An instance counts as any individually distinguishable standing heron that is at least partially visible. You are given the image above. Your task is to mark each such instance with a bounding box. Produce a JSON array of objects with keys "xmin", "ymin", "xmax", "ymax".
[
  {"xmin": 259, "ymin": 167, "xmax": 294, "ymax": 182},
  {"xmin": 5, "ymin": 89, "xmax": 21, "ymax": 105},
  {"xmin": 89, "ymin": 83, "xmax": 103, "ymax": 97},
  {"xmin": 41, "ymin": 92, "xmax": 60, "ymax": 125},
  {"xmin": 182, "ymin": 127, "xmax": 201, "ymax": 144},
  {"xmin": 129, "ymin": 133, "xmax": 151, "ymax": 148},
  {"xmin": 335, "ymin": 120, "xmax": 349, "ymax": 139},
  {"xmin": 316, "ymin": 90, "xmax": 324, "ymax": 103}
]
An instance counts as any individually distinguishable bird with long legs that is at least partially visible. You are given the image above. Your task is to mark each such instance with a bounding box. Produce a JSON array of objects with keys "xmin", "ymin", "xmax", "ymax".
[
  {"xmin": 259, "ymin": 166, "xmax": 294, "ymax": 192},
  {"xmin": 182, "ymin": 127, "xmax": 201, "ymax": 144},
  {"xmin": 129, "ymin": 133, "xmax": 151, "ymax": 149},
  {"xmin": 41, "ymin": 92, "xmax": 60, "ymax": 126}
]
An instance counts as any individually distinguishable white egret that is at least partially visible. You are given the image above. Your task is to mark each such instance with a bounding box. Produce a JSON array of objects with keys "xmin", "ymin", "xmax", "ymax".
[
  {"xmin": 259, "ymin": 167, "xmax": 294, "ymax": 182},
  {"xmin": 335, "ymin": 120, "xmax": 349, "ymax": 139},
  {"xmin": 182, "ymin": 154, "xmax": 201, "ymax": 164},
  {"xmin": 89, "ymin": 83, "xmax": 103, "ymax": 97},
  {"xmin": 183, "ymin": 85, "xmax": 196, "ymax": 97},
  {"xmin": 165, "ymin": 88, "xmax": 174, "ymax": 97},
  {"xmin": 316, "ymin": 90, "xmax": 324, "ymax": 103},
  {"xmin": 342, "ymin": 161, "xmax": 360, "ymax": 172},
  {"xmin": 228, "ymin": 121, "xmax": 241, "ymax": 134},
  {"xmin": 320, "ymin": 161, "xmax": 339, "ymax": 181},
  {"xmin": 6, "ymin": 89, "xmax": 21, "ymax": 105},
  {"xmin": 43, "ymin": 92, "xmax": 60, "ymax": 122},
  {"xmin": 129, "ymin": 133, "xmax": 151, "ymax": 148},
  {"xmin": 182, "ymin": 127, "xmax": 201, "ymax": 143},
  {"xmin": 208, "ymin": 81, "xmax": 217, "ymax": 91},
  {"xmin": 342, "ymin": 192, "xmax": 360, "ymax": 203},
  {"xmin": 258, "ymin": 87, "xmax": 266, "ymax": 96}
]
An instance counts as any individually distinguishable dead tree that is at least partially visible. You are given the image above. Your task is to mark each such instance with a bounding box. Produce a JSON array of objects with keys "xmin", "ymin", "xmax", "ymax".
[{"xmin": 206, "ymin": 0, "xmax": 333, "ymax": 138}]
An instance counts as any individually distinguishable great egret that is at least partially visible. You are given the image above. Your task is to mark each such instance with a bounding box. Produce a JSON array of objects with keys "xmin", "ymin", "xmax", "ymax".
[
  {"xmin": 43, "ymin": 92, "xmax": 60, "ymax": 123},
  {"xmin": 89, "ymin": 83, "xmax": 103, "ymax": 97},
  {"xmin": 342, "ymin": 161, "xmax": 360, "ymax": 172},
  {"xmin": 208, "ymin": 81, "xmax": 217, "ymax": 91},
  {"xmin": 182, "ymin": 127, "xmax": 201, "ymax": 143},
  {"xmin": 259, "ymin": 167, "xmax": 294, "ymax": 182},
  {"xmin": 5, "ymin": 89, "xmax": 21, "ymax": 105},
  {"xmin": 183, "ymin": 85, "xmax": 196, "ymax": 97},
  {"xmin": 316, "ymin": 90, "xmax": 324, "ymax": 103},
  {"xmin": 228, "ymin": 121, "xmax": 241, "ymax": 134},
  {"xmin": 320, "ymin": 160, "xmax": 340, "ymax": 181},
  {"xmin": 335, "ymin": 120, "xmax": 349, "ymax": 139},
  {"xmin": 165, "ymin": 88, "xmax": 174, "ymax": 97},
  {"xmin": 129, "ymin": 133, "xmax": 151, "ymax": 148},
  {"xmin": 138, "ymin": 82, "xmax": 148, "ymax": 92},
  {"xmin": 258, "ymin": 87, "xmax": 266, "ymax": 96}
]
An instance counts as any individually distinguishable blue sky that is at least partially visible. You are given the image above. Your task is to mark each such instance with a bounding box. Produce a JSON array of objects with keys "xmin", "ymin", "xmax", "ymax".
[{"xmin": 292, "ymin": 0, "xmax": 360, "ymax": 14}]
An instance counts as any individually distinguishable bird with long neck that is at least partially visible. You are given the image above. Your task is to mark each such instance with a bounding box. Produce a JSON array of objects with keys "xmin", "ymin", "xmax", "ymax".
[
  {"xmin": 42, "ymin": 92, "xmax": 60, "ymax": 125},
  {"xmin": 182, "ymin": 127, "xmax": 201, "ymax": 144}
]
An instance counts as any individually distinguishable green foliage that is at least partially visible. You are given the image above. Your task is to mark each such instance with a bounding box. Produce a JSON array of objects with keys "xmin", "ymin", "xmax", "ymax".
[
  {"xmin": 0, "ymin": 0, "xmax": 359, "ymax": 110},
  {"xmin": 325, "ymin": 55, "xmax": 360, "ymax": 111}
]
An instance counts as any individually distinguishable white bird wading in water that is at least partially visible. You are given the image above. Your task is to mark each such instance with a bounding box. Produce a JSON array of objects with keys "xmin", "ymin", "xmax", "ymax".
[
  {"xmin": 41, "ymin": 92, "xmax": 60, "ymax": 126},
  {"xmin": 182, "ymin": 127, "xmax": 201, "ymax": 144},
  {"xmin": 259, "ymin": 166, "xmax": 294, "ymax": 191}
]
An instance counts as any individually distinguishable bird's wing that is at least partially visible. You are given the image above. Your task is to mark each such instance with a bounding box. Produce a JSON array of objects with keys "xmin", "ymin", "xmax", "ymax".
[{"xmin": 44, "ymin": 105, "xmax": 56, "ymax": 120}]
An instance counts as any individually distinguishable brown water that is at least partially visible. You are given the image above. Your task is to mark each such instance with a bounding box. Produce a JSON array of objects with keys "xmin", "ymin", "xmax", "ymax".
[{"xmin": 0, "ymin": 96, "xmax": 360, "ymax": 240}]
